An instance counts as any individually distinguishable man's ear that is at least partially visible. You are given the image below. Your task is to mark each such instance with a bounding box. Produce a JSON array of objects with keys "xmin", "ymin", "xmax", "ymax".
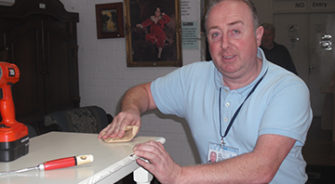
[{"xmin": 256, "ymin": 26, "xmax": 264, "ymax": 47}]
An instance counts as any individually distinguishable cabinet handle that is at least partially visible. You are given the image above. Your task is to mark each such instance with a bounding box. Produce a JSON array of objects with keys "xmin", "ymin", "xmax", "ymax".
[{"xmin": 39, "ymin": 3, "xmax": 46, "ymax": 9}]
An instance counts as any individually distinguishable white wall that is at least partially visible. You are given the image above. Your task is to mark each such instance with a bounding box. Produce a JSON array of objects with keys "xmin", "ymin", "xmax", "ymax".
[
  {"xmin": 254, "ymin": 0, "xmax": 273, "ymax": 24},
  {"xmin": 59, "ymin": 0, "xmax": 271, "ymax": 166}
]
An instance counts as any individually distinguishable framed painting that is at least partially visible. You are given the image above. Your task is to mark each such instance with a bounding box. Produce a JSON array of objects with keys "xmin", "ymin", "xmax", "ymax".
[
  {"xmin": 124, "ymin": 0, "xmax": 182, "ymax": 67},
  {"xmin": 95, "ymin": 2, "xmax": 124, "ymax": 39}
]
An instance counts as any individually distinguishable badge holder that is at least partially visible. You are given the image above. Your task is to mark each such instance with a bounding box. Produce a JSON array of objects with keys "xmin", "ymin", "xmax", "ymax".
[{"xmin": 208, "ymin": 141, "xmax": 239, "ymax": 163}]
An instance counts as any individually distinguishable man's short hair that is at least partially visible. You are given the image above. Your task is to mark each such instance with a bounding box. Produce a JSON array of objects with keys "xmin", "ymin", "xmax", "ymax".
[{"xmin": 204, "ymin": 0, "xmax": 259, "ymax": 32}]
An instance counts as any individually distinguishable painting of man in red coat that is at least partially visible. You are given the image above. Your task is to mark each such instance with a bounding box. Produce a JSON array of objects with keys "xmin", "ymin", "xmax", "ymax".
[{"xmin": 126, "ymin": 0, "xmax": 182, "ymax": 66}]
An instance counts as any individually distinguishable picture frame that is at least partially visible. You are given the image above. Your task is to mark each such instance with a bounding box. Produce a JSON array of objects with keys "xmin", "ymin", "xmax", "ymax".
[
  {"xmin": 95, "ymin": 2, "xmax": 124, "ymax": 39},
  {"xmin": 124, "ymin": 0, "xmax": 182, "ymax": 67}
]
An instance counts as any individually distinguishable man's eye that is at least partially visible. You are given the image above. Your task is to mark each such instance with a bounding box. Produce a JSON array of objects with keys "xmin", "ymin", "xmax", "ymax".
[
  {"xmin": 231, "ymin": 29, "xmax": 241, "ymax": 35},
  {"xmin": 228, "ymin": 29, "xmax": 242, "ymax": 38},
  {"xmin": 210, "ymin": 32, "xmax": 221, "ymax": 40}
]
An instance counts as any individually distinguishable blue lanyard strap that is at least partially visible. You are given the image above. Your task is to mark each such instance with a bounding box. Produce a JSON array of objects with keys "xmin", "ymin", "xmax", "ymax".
[{"xmin": 219, "ymin": 70, "xmax": 268, "ymax": 144}]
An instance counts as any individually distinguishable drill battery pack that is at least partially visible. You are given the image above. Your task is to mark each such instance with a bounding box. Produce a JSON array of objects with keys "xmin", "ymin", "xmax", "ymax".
[{"xmin": 0, "ymin": 122, "xmax": 29, "ymax": 162}]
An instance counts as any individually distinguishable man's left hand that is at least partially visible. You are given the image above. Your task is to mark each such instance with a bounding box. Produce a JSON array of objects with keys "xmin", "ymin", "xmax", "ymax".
[{"xmin": 133, "ymin": 141, "xmax": 182, "ymax": 184}]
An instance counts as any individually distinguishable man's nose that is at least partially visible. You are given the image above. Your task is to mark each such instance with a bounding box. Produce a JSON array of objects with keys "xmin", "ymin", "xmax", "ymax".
[{"xmin": 220, "ymin": 34, "xmax": 229, "ymax": 49}]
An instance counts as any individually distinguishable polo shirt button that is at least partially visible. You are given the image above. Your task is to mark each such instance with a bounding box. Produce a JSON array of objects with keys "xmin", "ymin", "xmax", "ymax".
[
  {"xmin": 224, "ymin": 117, "xmax": 228, "ymax": 122},
  {"xmin": 225, "ymin": 102, "xmax": 230, "ymax": 107}
]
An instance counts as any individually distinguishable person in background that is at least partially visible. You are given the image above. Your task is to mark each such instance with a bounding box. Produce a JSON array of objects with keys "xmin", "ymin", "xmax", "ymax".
[
  {"xmin": 99, "ymin": 0, "xmax": 312, "ymax": 183},
  {"xmin": 261, "ymin": 23, "xmax": 298, "ymax": 74}
]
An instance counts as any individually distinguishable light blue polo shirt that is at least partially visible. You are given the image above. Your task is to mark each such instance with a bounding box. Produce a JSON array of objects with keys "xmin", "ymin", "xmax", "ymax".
[{"xmin": 151, "ymin": 48, "xmax": 313, "ymax": 183}]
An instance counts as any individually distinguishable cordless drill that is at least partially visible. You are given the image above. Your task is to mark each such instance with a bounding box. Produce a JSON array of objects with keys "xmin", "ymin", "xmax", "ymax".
[{"xmin": 0, "ymin": 62, "xmax": 29, "ymax": 162}]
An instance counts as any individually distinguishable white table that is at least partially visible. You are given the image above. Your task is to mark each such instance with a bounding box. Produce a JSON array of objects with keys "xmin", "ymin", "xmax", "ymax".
[{"xmin": 0, "ymin": 132, "xmax": 165, "ymax": 184}]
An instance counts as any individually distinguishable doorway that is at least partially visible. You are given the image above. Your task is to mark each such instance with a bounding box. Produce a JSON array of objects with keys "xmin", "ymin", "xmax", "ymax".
[{"xmin": 274, "ymin": 13, "xmax": 335, "ymax": 117}]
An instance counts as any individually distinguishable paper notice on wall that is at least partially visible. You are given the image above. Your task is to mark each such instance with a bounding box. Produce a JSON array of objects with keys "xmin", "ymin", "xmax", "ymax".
[
  {"xmin": 182, "ymin": 21, "xmax": 199, "ymax": 49},
  {"xmin": 180, "ymin": 0, "xmax": 200, "ymax": 49},
  {"xmin": 181, "ymin": 0, "xmax": 199, "ymax": 19}
]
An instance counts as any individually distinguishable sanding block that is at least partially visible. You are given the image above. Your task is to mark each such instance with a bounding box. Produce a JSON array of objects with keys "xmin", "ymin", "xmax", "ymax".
[{"xmin": 103, "ymin": 126, "xmax": 139, "ymax": 143}]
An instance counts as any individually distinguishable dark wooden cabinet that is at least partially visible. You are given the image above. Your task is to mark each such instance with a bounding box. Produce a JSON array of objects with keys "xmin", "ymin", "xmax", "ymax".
[{"xmin": 0, "ymin": 0, "xmax": 80, "ymax": 132}]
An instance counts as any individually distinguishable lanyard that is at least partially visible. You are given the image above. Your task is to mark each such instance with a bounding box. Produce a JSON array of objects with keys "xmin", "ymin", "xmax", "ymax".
[{"xmin": 218, "ymin": 70, "xmax": 268, "ymax": 145}]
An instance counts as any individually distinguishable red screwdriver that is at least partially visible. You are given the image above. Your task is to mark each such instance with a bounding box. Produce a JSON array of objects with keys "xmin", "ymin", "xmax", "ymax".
[{"xmin": 0, "ymin": 154, "xmax": 94, "ymax": 175}]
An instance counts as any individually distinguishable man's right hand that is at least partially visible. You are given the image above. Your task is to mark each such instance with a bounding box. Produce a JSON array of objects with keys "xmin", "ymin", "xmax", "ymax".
[
  {"xmin": 98, "ymin": 109, "xmax": 141, "ymax": 140},
  {"xmin": 98, "ymin": 82, "xmax": 155, "ymax": 140}
]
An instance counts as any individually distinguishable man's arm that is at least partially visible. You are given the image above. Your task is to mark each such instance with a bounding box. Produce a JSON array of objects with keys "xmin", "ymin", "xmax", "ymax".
[
  {"xmin": 134, "ymin": 134, "xmax": 295, "ymax": 184},
  {"xmin": 98, "ymin": 82, "xmax": 156, "ymax": 139}
]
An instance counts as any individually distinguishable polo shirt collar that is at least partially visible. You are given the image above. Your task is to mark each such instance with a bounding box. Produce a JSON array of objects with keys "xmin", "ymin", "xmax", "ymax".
[{"xmin": 213, "ymin": 48, "xmax": 269, "ymax": 94}]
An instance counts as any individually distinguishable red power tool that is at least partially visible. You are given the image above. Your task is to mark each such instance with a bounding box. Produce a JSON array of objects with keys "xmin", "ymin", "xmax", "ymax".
[{"xmin": 0, "ymin": 62, "xmax": 29, "ymax": 162}]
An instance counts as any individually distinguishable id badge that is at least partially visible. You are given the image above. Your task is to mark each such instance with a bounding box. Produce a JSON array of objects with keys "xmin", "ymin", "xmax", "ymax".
[{"xmin": 208, "ymin": 142, "xmax": 239, "ymax": 163}]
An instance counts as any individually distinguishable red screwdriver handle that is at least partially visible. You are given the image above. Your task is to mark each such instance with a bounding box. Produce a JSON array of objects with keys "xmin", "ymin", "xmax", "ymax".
[
  {"xmin": 43, "ymin": 157, "xmax": 76, "ymax": 170},
  {"xmin": 42, "ymin": 154, "xmax": 94, "ymax": 171}
]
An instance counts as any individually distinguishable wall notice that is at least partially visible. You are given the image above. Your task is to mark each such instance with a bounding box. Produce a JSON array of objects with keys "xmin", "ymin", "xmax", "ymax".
[
  {"xmin": 182, "ymin": 21, "xmax": 199, "ymax": 49},
  {"xmin": 181, "ymin": 0, "xmax": 200, "ymax": 49},
  {"xmin": 310, "ymin": 0, "xmax": 328, "ymax": 9}
]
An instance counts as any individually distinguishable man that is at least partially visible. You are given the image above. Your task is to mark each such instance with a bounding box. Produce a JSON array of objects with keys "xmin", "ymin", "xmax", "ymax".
[
  {"xmin": 99, "ymin": 0, "xmax": 312, "ymax": 183},
  {"xmin": 261, "ymin": 23, "xmax": 298, "ymax": 74}
]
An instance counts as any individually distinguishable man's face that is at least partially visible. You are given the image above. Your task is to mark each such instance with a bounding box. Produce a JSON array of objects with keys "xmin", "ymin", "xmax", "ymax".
[
  {"xmin": 155, "ymin": 8, "xmax": 161, "ymax": 17},
  {"xmin": 206, "ymin": 0, "xmax": 263, "ymax": 80},
  {"xmin": 261, "ymin": 29, "xmax": 275, "ymax": 49},
  {"xmin": 210, "ymin": 151, "xmax": 217, "ymax": 162}
]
